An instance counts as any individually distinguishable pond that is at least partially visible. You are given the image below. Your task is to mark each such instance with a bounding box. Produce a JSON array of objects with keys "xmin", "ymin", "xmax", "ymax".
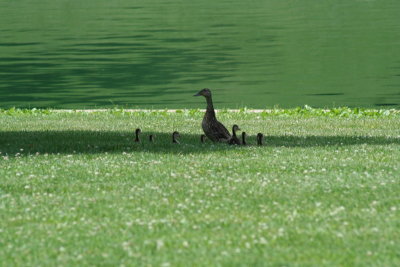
[{"xmin": 0, "ymin": 0, "xmax": 399, "ymax": 109}]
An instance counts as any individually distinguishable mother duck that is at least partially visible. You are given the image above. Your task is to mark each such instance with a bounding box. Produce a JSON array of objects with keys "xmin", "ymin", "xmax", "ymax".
[{"xmin": 194, "ymin": 88, "xmax": 231, "ymax": 142}]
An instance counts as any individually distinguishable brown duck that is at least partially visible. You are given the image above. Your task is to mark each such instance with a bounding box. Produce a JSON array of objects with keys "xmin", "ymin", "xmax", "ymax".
[
  {"xmin": 134, "ymin": 128, "xmax": 141, "ymax": 142},
  {"xmin": 149, "ymin": 134, "xmax": 155, "ymax": 143},
  {"xmin": 257, "ymin": 133, "xmax": 264, "ymax": 146},
  {"xmin": 194, "ymin": 88, "xmax": 231, "ymax": 142},
  {"xmin": 241, "ymin": 132, "xmax": 247, "ymax": 145},
  {"xmin": 228, "ymin": 124, "xmax": 241, "ymax": 145},
  {"xmin": 172, "ymin": 131, "xmax": 180, "ymax": 144}
]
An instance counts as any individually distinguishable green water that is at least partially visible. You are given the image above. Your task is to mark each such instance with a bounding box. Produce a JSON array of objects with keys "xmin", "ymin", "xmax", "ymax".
[{"xmin": 1, "ymin": 0, "xmax": 399, "ymax": 109}]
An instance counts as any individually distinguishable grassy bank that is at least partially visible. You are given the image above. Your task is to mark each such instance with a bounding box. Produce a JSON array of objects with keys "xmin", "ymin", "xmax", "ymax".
[{"xmin": 1, "ymin": 108, "xmax": 399, "ymax": 266}]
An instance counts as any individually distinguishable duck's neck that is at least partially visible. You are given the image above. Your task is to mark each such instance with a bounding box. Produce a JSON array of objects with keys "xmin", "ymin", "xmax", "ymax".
[
  {"xmin": 205, "ymin": 96, "xmax": 216, "ymax": 117},
  {"xmin": 232, "ymin": 128, "xmax": 237, "ymax": 137}
]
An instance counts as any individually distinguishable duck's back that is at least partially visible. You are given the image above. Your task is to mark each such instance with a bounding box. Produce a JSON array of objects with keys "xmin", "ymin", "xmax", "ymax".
[
  {"xmin": 228, "ymin": 135, "xmax": 241, "ymax": 145},
  {"xmin": 202, "ymin": 113, "xmax": 231, "ymax": 142}
]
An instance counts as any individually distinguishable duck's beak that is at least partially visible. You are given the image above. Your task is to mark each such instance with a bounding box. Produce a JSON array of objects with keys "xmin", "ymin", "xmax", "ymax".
[{"xmin": 193, "ymin": 92, "xmax": 201, "ymax": 96}]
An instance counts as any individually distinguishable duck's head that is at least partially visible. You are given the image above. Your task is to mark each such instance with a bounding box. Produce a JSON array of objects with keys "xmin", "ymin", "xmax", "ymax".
[
  {"xmin": 194, "ymin": 88, "xmax": 212, "ymax": 98},
  {"xmin": 135, "ymin": 128, "xmax": 141, "ymax": 135}
]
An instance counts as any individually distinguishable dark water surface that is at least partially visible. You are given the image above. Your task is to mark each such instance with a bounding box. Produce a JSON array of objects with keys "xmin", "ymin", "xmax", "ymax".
[{"xmin": 1, "ymin": 0, "xmax": 399, "ymax": 109}]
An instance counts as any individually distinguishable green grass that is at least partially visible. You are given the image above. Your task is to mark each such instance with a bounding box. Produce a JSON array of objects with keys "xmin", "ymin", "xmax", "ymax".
[{"xmin": 1, "ymin": 108, "xmax": 399, "ymax": 266}]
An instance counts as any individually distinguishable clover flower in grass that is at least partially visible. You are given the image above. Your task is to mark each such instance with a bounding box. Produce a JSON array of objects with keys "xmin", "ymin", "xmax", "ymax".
[{"xmin": 156, "ymin": 239, "xmax": 164, "ymax": 250}]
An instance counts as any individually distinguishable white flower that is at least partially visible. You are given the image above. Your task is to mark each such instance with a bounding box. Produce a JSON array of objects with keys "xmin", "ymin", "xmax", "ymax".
[
  {"xmin": 156, "ymin": 239, "xmax": 164, "ymax": 250},
  {"xmin": 259, "ymin": 237, "xmax": 268, "ymax": 244}
]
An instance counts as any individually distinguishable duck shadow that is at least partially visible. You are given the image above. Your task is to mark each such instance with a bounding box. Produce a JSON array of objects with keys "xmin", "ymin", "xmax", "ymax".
[
  {"xmin": 0, "ymin": 130, "xmax": 399, "ymax": 156},
  {"xmin": 0, "ymin": 130, "xmax": 229, "ymax": 156}
]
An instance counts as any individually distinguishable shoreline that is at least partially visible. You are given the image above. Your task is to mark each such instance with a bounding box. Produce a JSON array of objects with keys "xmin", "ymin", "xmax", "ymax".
[{"xmin": 2, "ymin": 107, "xmax": 399, "ymax": 113}]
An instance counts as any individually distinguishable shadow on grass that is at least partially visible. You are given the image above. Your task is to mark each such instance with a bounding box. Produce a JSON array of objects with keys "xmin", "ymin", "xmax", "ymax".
[
  {"xmin": 0, "ymin": 130, "xmax": 229, "ymax": 156},
  {"xmin": 0, "ymin": 130, "xmax": 399, "ymax": 156}
]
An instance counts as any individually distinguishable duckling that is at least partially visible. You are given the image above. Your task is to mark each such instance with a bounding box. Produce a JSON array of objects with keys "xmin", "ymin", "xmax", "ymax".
[
  {"xmin": 241, "ymin": 132, "xmax": 247, "ymax": 145},
  {"xmin": 257, "ymin": 133, "xmax": 264, "ymax": 146},
  {"xmin": 228, "ymin": 124, "xmax": 241, "ymax": 145},
  {"xmin": 200, "ymin": 134, "xmax": 206, "ymax": 143},
  {"xmin": 149, "ymin": 134, "xmax": 155, "ymax": 143},
  {"xmin": 194, "ymin": 88, "xmax": 231, "ymax": 142},
  {"xmin": 172, "ymin": 131, "xmax": 180, "ymax": 144},
  {"xmin": 134, "ymin": 128, "xmax": 141, "ymax": 142}
]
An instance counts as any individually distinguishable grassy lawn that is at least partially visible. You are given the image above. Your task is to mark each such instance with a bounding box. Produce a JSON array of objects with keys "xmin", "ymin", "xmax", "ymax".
[{"xmin": 1, "ymin": 108, "xmax": 399, "ymax": 266}]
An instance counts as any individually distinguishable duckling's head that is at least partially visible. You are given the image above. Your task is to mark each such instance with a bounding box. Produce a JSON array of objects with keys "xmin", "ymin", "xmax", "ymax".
[
  {"xmin": 135, "ymin": 128, "xmax": 141, "ymax": 135},
  {"xmin": 172, "ymin": 131, "xmax": 180, "ymax": 139},
  {"xmin": 232, "ymin": 124, "xmax": 241, "ymax": 132},
  {"xmin": 194, "ymin": 88, "xmax": 212, "ymax": 98}
]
